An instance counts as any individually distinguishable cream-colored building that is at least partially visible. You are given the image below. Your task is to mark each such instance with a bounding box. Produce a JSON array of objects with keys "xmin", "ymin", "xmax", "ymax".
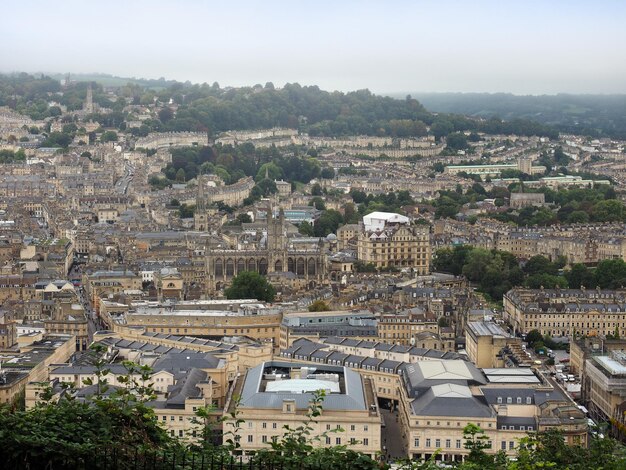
[
  {"xmin": 465, "ymin": 321, "xmax": 521, "ymax": 368},
  {"xmin": 503, "ymin": 288, "xmax": 626, "ymax": 338},
  {"xmin": 223, "ymin": 361, "xmax": 382, "ymax": 457},
  {"xmin": 356, "ymin": 212, "xmax": 430, "ymax": 274},
  {"xmin": 102, "ymin": 299, "xmax": 283, "ymax": 346},
  {"xmin": 399, "ymin": 361, "xmax": 587, "ymax": 463}
]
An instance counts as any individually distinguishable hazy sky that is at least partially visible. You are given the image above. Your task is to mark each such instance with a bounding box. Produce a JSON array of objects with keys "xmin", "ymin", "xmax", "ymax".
[{"xmin": 2, "ymin": 0, "xmax": 625, "ymax": 94}]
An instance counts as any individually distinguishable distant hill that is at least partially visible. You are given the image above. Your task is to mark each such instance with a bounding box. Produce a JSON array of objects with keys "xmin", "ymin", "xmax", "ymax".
[
  {"xmin": 48, "ymin": 72, "xmax": 179, "ymax": 90},
  {"xmin": 405, "ymin": 93, "xmax": 626, "ymax": 139}
]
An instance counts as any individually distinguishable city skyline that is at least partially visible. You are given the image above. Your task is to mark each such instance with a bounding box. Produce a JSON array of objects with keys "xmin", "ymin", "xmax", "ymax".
[{"xmin": 2, "ymin": 0, "xmax": 626, "ymax": 95}]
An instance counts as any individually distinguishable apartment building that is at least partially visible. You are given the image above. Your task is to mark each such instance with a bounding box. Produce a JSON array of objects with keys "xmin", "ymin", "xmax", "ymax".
[
  {"xmin": 504, "ymin": 288, "xmax": 626, "ymax": 338},
  {"xmin": 356, "ymin": 212, "xmax": 431, "ymax": 274}
]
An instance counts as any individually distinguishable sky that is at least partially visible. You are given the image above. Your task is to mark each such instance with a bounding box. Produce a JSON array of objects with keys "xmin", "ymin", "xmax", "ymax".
[{"xmin": 2, "ymin": 0, "xmax": 625, "ymax": 95}]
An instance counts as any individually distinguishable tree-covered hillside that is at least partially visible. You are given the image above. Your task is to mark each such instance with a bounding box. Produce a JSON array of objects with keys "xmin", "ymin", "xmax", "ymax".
[{"xmin": 412, "ymin": 92, "xmax": 626, "ymax": 139}]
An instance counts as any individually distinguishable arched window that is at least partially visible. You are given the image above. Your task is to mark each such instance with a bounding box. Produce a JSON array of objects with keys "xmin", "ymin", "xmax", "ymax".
[
  {"xmin": 288, "ymin": 257, "xmax": 295, "ymax": 273},
  {"xmin": 296, "ymin": 258, "xmax": 305, "ymax": 275},
  {"xmin": 215, "ymin": 259, "xmax": 223, "ymax": 277},
  {"xmin": 258, "ymin": 258, "xmax": 268, "ymax": 275},
  {"xmin": 308, "ymin": 257, "xmax": 316, "ymax": 275},
  {"xmin": 226, "ymin": 259, "xmax": 234, "ymax": 276},
  {"xmin": 247, "ymin": 258, "xmax": 256, "ymax": 272},
  {"xmin": 275, "ymin": 260, "xmax": 283, "ymax": 272},
  {"xmin": 237, "ymin": 258, "xmax": 245, "ymax": 274}
]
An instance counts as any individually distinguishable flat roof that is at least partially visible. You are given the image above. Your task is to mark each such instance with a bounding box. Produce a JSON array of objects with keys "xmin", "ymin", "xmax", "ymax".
[
  {"xmin": 265, "ymin": 379, "xmax": 340, "ymax": 394},
  {"xmin": 596, "ymin": 356, "xmax": 626, "ymax": 376}
]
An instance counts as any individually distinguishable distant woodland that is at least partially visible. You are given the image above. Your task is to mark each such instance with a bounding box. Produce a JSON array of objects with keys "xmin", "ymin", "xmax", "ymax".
[
  {"xmin": 413, "ymin": 92, "xmax": 626, "ymax": 140},
  {"xmin": 1, "ymin": 73, "xmax": 560, "ymax": 139}
]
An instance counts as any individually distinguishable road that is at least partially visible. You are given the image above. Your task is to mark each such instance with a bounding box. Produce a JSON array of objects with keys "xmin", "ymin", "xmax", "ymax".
[
  {"xmin": 114, "ymin": 161, "xmax": 134, "ymax": 195},
  {"xmin": 380, "ymin": 408, "xmax": 407, "ymax": 462},
  {"xmin": 76, "ymin": 286, "xmax": 104, "ymax": 341}
]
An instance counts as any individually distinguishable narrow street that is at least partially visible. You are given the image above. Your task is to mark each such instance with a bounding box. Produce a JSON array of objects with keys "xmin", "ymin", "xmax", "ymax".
[{"xmin": 380, "ymin": 408, "xmax": 407, "ymax": 462}]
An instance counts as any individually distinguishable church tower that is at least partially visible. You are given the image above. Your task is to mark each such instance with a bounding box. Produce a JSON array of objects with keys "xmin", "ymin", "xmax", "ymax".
[
  {"xmin": 267, "ymin": 205, "xmax": 287, "ymax": 273},
  {"xmin": 194, "ymin": 175, "xmax": 208, "ymax": 231},
  {"xmin": 84, "ymin": 84, "xmax": 95, "ymax": 114}
]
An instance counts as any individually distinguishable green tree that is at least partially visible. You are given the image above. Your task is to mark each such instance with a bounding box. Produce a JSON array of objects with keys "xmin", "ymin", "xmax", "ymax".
[
  {"xmin": 309, "ymin": 196, "xmax": 326, "ymax": 210},
  {"xmin": 523, "ymin": 255, "xmax": 558, "ymax": 276},
  {"xmin": 100, "ymin": 130, "xmax": 118, "ymax": 142},
  {"xmin": 299, "ymin": 221, "xmax": 314, "ymax": 236},
  {"xmin": 224, "ymin": 271, "xmax": 276, "ymax": 302},
  {"xmin": 308, "ymin": 300, "xmax": 331, "ymax": 312},
  {"xmin": 320, "ymin": 167, "xmax": 335, "ymax": 179},
  {"xmin": 526, "ymin": 329, "xmax": 543, "ymax": 346},
  {"xmin": 314, "ymin": 210, "xmax": 344, "ymax": 237},
  {"xmin": 565, "ymin": 263, "xmax": 595, "ymax": 289},
  {"xmin": 255, "ymin": 162, "xmax": 283, "ymax": 182}
]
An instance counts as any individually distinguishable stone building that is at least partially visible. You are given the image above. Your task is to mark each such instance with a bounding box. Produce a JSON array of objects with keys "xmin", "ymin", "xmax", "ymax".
[
  {"xmin": 205, "ymin": 208, "xmax": 326, "ymax": 295},
  {"xmin": 504, "ymin": 288, "xmax": 626, "ymax": 338},
  {"xmin": 356, "ymin": 212, "xmax": 431, "ymax": 274}
]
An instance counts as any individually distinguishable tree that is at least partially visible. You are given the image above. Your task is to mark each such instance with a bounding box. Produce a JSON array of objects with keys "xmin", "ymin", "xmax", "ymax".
[
  {"xmin": 255, "ymin": 162, "xmax": 283, "ymax": 182},
  {"xmin": 308, "ymin": 300, "xmax": 331, "ymax": 312},
  {"xmin": 175, "ymin": 168, "xmax": 186, "ymax": 182},
  {"xmin": 310, "ymin": 183, "xmax": 323, "ymax": 196},
  {"xmin": 314, "ymin": 210, "xmax": 344, "ymax": 237},
  {"xmin": 446, "ymin": 132, "xmax": 469, "ymax": 151},
  {"xmin": 100, "ymin": 130, "xmax": 118, "ymax": 142},
  {"xmin": 565, "ymin": 263, "xmax": 595, "ymax": 289},
  {"xmin": 526, "ymin": 329, "xmax": 543, "ymax": 346},
  {"xmin": 299, "ymin": 221, "xmax": 314, "ymax": 236},
  {"xmin": 320, "ymin": 167, "xmax": 335, "ymax": 179},
  {"xmin": 224, "ymin": 271, "xmax": 276, "ymax": 302},
  {"xmin": 158, "ymin": 107, "xmax": 174, "ymax": 123},
  {"xmin": 523, "ymin": 255, "xmax": 558, "ymax": 276},
  {"xmin": 462, "ymin": 423, "xmax": 496, "ymax": 468},
  {"xmin": 309, "ymin": 197, "xmax": 326, "ymax": 210}
]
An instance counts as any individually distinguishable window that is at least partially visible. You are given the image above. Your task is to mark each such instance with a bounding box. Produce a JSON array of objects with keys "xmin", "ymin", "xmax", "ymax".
[
  {"xmin": 445, "ymin": 439, "xmax": 451, "ymax": 448},
  {"xmin": 248, "ymin": 422, "xmax": 253, "ymax": 429},
  {"xmin": 273, "ymin": 423, "xmax": 277, "ymax": 429},
  {"xmin": 363, "ymin": 438, "xmax": 369, "ymax": 446},
  {"xmin": 501, "ymin": 441, "xmax": 507, "ymax": 450},
  {"xmin": 517, "ymin": 397, "xmax": 522, "ymax": 404},
  {"xmin": 262, "ymin": 422, "xmax": 267, "ymax": 429},
  {"xmin": 435, "ymin": 439, "xmax": 441, "ymax": 448},
  {"xmin": 170, "ymin": 416, "xmax": 174, "ymax": 421},
  {"xmin": 507, "ymin": 397, "xmax": 512, "ymax": 404},
  {"xmin": 456, "ymin": 440, "xmax": 461, "ymax": 449},
  {"xmin": 414, "ymin": 438, "xmax": 420, "ymax": 447},
  {"xmin": 286, "ymin": 404, "xmax": 292, "ymax": 412},
  {"xmin": 326, "ymin": 437, "xmax": 331, "ymax": 445},
  {"xmin": 497, "ymin": 397, "xmax": 502, "ymax": 404},
  {"xmin": 509, "ymin": 441, "xmax": 515, "ymax": 450},
  {"xmin": 350, "ymin": 425, "xmax": 355, "ymax": 431},
  {"xmin": 162, "ymin": 416, "xmax": 166, "ymax": 422},
  {"xmin": 178, "ymin": 430, "xmax": 183, "ymax": 437},
  {"xmin": 426, "ymin": 439, "xmax": 431, "ymax": 448},
  {"xmin": 336, "ymin": 438, "xmax": 341, "ymax": 445},
  {"xmin": 487, "ymin": 441, "xmax": 492, "ymax": 449},
  {"xmin": 247, "ymin": 435, "xmax": 253, "ymax": 443},
  {"xmin": 509, "ymin": 426, "xmax": 514, "ymax": 430},
  {"xmin": 179, "ymin": 416, "xmax": 183, "ymax": 421},
  {"xmin": 326, "ymin": 424, "xmax": 331, "ymax": 430},
  {"xmin": 528, "ymin": 426, "xmax": 533, "ymax": 431},
  {"xmin": 350, "ymin": 438, "xmax": 356, "ymax": 445},
  {"xmin": 520, "ymin": 426, "xmax": 525, "ymax": 431},
  {"xmin": 526, "ymin": 397, "xmax": 532, "ymax": 404},
  {"xmin": 364, "ymin": 425, "xmax": 368, "ymax": 432}
]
